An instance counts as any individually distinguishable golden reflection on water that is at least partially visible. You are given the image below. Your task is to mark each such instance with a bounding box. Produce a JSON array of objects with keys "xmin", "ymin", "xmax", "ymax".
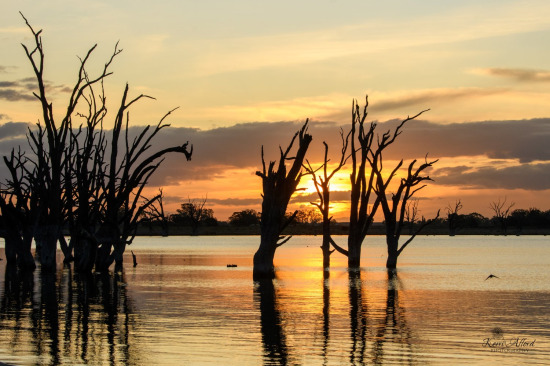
[
  {"xmin": 1, "ymin": 235, "xmax": 550, "ymax": 365},
  {"xmin": 253, "ymin": 269, "xmax": 420, "ymax": 365}
]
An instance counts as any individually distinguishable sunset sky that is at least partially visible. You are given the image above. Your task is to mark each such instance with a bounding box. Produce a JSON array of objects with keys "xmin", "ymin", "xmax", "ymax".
[{"xmin": 1, "ymin": 1, "xmax": 550, "ymax": 221}]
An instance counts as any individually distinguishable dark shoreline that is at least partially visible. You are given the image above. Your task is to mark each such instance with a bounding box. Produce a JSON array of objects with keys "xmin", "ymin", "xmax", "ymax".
[{"xmin": 136, "ymin": 222, "xmax": 550, "ymax": 237}]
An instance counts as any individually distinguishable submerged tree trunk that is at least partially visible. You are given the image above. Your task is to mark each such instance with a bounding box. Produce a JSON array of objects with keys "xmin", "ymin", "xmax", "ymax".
[
  {"xmin": 321, "ymin": 220, "xmax": 331, "ymax": 270},
  {"xmin": 3, "ymin": 234, "xmax": 18, "ymax": 265},
  {"xmin": 73, "ymin": 235, "xmax": 97, "ymax": 273},
  {"xmin": 113, "ymin": 242, "xmax": 126, "ymax": 273},
  {"xmin": 254, "ymin": 121, "xmax": 312, "ymax": 278},
  {"xmin": 254, "ymin": 203, "xmax": 285, "ymax": 278},
  {"xmin": 253, "ymin": 243, "xmax": 278, "ymax": 279},
  {"xmin": 385, "ymin": 236, "xmax": 399, "ymax": 270},
  {"xmin": 35, "ymin": 225, "xmax": 59, "ymax": 272},
  {"xmin": 3, "ymin": 228, "xmax": 36, "ymax": 270},
  {"xmin": 59, "ymin": 235, "xmax": 74, "ymax": 264},
  {"xmin": 95, "ymin": 226, "xmax": 127, "ymax": 273},
  {"xmin": 95, "ymin": 246, "xmax": 111, "ymax": 273},
  {"xmin": 0, "ymin": 199, "xmax": 36, "ymax": 270},
  {"xmin": 347, "ymin": 226, "xmax": 363, "ymax": 268},
  {"xmin": 254, "ymin": 207, "xmax": 283, "ymax": 278},
  {"xmin": 0, "ymin": 205, "xmax": 19, "ymax": 265},
  {"xmin": 18, "ymin": 228, "xmax": 36, "ymax": 270}
]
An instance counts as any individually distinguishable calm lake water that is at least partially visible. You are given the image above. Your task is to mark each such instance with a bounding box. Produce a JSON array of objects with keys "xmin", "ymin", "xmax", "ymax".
[{"xmin": 0, "ymin": 235, "xmax": 549, "ymax": 365}]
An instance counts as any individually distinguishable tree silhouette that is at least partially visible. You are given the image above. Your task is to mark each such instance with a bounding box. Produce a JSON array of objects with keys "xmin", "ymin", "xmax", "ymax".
[
  {"xmin": 373, "ymin": 154, "xmax": 439, "ymax": 269},
  {"xmin": 405, "ymin": 199, "xmax": 420, "ymax": 235},
  {"xmin": 489, "ymin": 197, "xmax": 515, "ymax": 235},
  {"xmin": 1, "ymin": 14, "xmax": 193, "ymax": 273},
  {"xmin": 304, "ymin": 128, "xmax": 350, "ymax": 272},
  {"xmin": 172, "ymin": 197, "xmax": 216, "ymax": 235},
  {"xmin": 141, "ymin": 189, "xmax": 170, "ymax": 236},
  {"xmin": 253, "ymin": 121, "xmax": 312, "ymax": 278},
  {"xmin": 342, "ymin": 97, "xmax": 381, "ymax": 267},
  {"xmin": 446, "ymin": 199, "xmax": 463, "ymax": 236},
  {"xmin": 95, "ymin": 97, "xmax": 192, "ymax": 272},
  {"xmin": 327, "ymin": 96, "xmax": 436, "ymax": 269},
  {"xmin": 0, "ymin": 148, "xmax": 38, "ymax": 270},
  {"xmin": 18, "ymin": 12, "xmax": 83, "ymax": 271},
  {"xmin": 229, "ymin": 209, "xmax": 261, "ymax": 226}
]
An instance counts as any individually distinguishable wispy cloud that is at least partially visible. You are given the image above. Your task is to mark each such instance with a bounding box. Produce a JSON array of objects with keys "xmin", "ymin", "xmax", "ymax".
[
  {"xmin": 0, "ymin": 77, "xmax": 72, "ymax": 102},
  {"xmin": 0, "ymin": 79, "xmax": 35, "ymax": 101},
  {"xmin": 190, "ymin": 88, "xmax": 509, "ymax": 125},
  {"xmin": 194, "ymin": 93, "xmax": 352, "ymax": 123},
  {"xmin": 0, "ymin": 65, "xmax": 17, "ymax": 74},
  {"xmin": 369, "ymin": 88, "xmax": 506, "ymax": 113},
  {"xmin": 0, "ymin": 89, "xmax": 34, "ymax": 101},
  {"xmin": 475, "ymin": 68, "xmax": 550, "ymax": 82},
  {"xmin": 182, "ymin": 3, "xmax": 550, "ymax": 76},
  {"xmin": 0, "ymin": 26, "xmax": 27, "ymax": 35}
]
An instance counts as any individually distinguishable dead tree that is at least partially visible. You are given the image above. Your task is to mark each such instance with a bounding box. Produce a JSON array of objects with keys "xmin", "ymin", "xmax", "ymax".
[
  {"xmin": 175, "ymin": 196, "xmax": 211, "ymax": 236},
  {"xmin": 66, "ymin": 75, "xmax": 191, "ymax": 273},
  {"xmin": 304, "ymin": 129, "xmax": 350, "ymax": 272},
  {"xmin": 155, "ymin": 189, "xmax": 169, "ymax": 236},
  {"xmin": 67, "ymin": 82, "xmax": 109, "ymax": 272},
  {"xmin": 327, "ymin": 96, "xmax": 417, "ymax": 268},
  {"xmin": 13, "ymin": 14, "xmax": 193, "ymax": 273},
  {"xmin": 20, "ymin": 14, "xmax": 71, "ymax": 271},
  {"xmin": 373, "ymin": 154, "xmax": 439, "ymax": 269},
  {"xmin": 0, "ymin": 148, "xmax": 38, "ymax": 270},
  {"xmin": 142, "ymin": 188, "xmax": 169, "ymax": 236},
  {"xmin": 446, "ymin": 199, "xmax": 463, "ymax": 236},
  {"xmin": 95, "ymin": 88, "xmax": 192, "ymax": 273},
  {"xmin": 333, "ymin": 97, "xmax": 381, "ymax": 268},
  {"xmin": 18, "ymin": 13, "xmax": 121, "ymax": 271},
  {"xmin": 489, "ymin": 197, "xmax": 515, "ymax": 235},
  {"xmin": 405, "ymin": 199, "xmax": 419, "ymax": 235},
  {"xmin": 254, "ymin": 121, "xmax": 312, "ymax": 278}
]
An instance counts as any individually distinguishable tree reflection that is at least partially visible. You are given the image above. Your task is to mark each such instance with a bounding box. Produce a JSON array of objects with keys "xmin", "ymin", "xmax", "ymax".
[
  {"xmin": 372, "ymin": 269, "xmax": 414, "ymax": 365},
  {"xmin": 348, "ymin": 269, "xmax": 369, "ymax": 365},
  {"xmin": 321, "ymin": 272, "xmax": 330, "ymax": 366},
  {"xmin": 35, "ymin": 271, "xmax": 61, "ymax": 365},
  {"xmin": 0, "ymin": 265, "xmax": 139, "ymax": 365},
  {"xmin": 346, "ymin": 269, "xmax": 415, "ymax": 365},
  {"xmin": 254, "ymin": 278, "xmax": 291, "ymax": 365},
  {"xmin": 0, "ymin": 263, "xmax": 35, "ymax": 354}
]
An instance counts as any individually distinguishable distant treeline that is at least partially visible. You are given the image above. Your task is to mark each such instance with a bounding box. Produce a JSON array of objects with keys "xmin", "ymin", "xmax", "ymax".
[{"xmin": 139, "ymin": 206, "xmax": 550, "ymax": 236}]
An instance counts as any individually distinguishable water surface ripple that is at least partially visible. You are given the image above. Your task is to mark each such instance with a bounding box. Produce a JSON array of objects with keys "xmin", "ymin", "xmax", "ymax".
[{"xmin": 1, "ymin": 235, "xmax": 549, "ymax": 365}]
